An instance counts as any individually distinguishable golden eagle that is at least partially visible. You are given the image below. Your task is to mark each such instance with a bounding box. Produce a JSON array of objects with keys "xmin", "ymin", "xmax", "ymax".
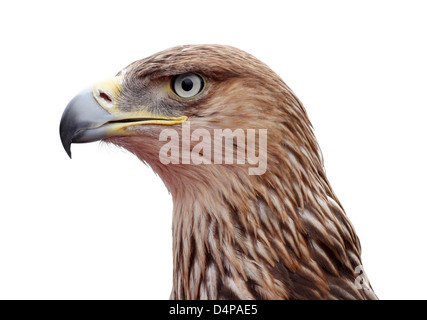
[{"xmin": 60, "ymin": 45, "xmax": 377, "ymax": 300}]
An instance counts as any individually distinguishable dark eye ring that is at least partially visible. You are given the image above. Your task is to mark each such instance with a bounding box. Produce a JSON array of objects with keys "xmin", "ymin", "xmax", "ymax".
[{"xmin": 172, "ymin": 73, "xmax": 205, "ymax": 98}]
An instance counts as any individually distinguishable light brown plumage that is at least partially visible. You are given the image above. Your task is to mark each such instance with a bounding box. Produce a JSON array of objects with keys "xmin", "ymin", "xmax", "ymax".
[{"xmin": 62, "ymin": 44, "xmax": 377, "ymax": 299}]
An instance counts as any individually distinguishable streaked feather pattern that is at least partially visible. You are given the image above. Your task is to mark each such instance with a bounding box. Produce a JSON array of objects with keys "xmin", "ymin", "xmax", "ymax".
[{"xmin": 106, "ymin": 45, "xmax": 377, "ymax": 300}]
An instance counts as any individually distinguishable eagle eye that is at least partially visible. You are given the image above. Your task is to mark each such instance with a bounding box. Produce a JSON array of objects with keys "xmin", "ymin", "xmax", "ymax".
[{"xmin": 172, "ymin": 73, "xmax": 205, "ymax": 98}]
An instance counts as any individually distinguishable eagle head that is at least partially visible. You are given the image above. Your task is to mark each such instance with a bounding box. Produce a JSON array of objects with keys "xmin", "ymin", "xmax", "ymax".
[{"xmin": 60, "ymin": 45, "xmax": 377, "ymax": 300}]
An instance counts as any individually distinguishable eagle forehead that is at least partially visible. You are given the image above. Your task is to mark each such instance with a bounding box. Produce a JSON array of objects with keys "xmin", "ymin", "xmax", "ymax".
[{"xmin": 121, "ymin": 44, "xmax": 263, "ymax": 81}]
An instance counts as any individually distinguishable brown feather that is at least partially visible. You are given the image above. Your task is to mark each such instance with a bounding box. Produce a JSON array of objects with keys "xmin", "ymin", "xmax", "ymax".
[{"xmin": 106, "ymin": 44, "xmax": 377, "ymax": 300}]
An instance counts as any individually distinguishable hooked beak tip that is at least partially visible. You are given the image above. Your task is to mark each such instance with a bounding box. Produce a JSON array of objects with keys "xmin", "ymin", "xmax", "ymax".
[{"xmin": 59, "ymin": 125, "xmax": 73, "ymax": 159}]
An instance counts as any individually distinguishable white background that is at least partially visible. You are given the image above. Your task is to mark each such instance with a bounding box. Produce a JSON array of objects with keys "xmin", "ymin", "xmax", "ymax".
[{"xmin": 1, "ymin": 0, "xmax": 426, "ymax": 299}]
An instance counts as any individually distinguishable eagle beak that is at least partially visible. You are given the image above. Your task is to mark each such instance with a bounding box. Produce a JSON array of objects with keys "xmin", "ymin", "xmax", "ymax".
[{"xmin": 60, "ymin": 76, "xmax": 188, "ymax": 158}]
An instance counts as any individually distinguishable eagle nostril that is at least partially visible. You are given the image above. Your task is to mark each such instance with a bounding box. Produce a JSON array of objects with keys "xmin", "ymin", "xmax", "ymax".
[{"xmin": 99, "ymin": 91, "xmax": 113, "ymax": 103}]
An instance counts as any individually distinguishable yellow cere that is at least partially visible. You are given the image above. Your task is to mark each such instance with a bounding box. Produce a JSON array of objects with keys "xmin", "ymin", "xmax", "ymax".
[{"xmin": 92, "ymin": 76, "xmax": 123, "ymax": 113}]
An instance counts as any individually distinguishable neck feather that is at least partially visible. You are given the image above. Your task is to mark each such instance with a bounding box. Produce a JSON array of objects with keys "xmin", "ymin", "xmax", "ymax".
[{"xmin": 167, "ymin": 159, "xmax": 371, "ymax": 299}]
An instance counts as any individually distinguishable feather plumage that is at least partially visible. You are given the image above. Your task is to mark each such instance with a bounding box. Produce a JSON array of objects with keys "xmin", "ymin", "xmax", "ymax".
[{"xmin": 63, "ymin": 44, "xmax": 377, "ymax": 300}]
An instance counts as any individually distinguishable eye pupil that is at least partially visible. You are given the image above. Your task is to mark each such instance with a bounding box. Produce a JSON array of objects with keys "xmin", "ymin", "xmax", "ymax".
[{"xmin": 181, "ymin": 78, "xmax": 193, "ymax": 91}]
